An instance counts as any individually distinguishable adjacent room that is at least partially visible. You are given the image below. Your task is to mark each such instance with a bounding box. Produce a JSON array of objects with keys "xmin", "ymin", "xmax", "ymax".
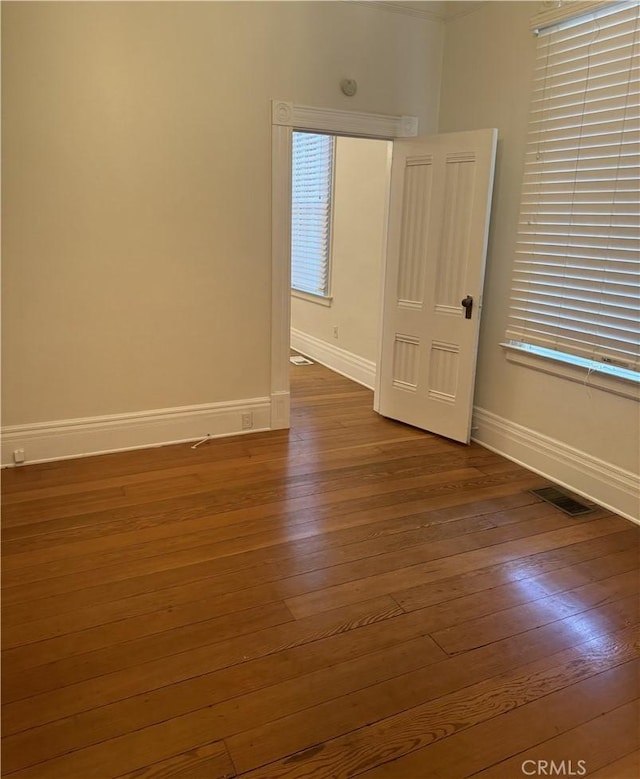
[{"xmin": 2, "ymin": 1, "xmax": 638, "ymax": 777}]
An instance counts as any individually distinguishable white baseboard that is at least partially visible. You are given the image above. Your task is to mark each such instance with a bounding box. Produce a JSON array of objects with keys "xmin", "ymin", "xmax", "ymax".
[
  {"xmin": 472, "ymin": 407, "xmax": 640, "ymax": 525},
  {"xmin": 291, "ymin": 328, "xmax": 376, "ymax": 390},
  {"xmin": 270, "ymin": 391, "xmax": 290, "ymax": 430},
  {"xmin": 1, "ymin": 397, "xmax": 272, "ymax": 467}
]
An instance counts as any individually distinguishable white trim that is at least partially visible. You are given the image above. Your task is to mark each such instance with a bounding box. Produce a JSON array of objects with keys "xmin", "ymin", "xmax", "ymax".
[
  {"xmin": 374, "ymin": 140, "xmax": 395, "ymax": 413},
  {"xmin": 272, "ymin": 101, "xmax": 418, "ymax": 139},
  {"xmin": 291, "ymin": 328, "xmax": 376, "ymax": 390},
  {"xmin": 271, "ymin": 121, "xmax": 293, "ymax": 430},
  {"xmin": 270, "ymin": 391, "xmax": 290, "ymax": 431},
  {"xmin": 472, "ymin": 407, "xmax": 640, "ymax": 525},
  {"xmin": 1, "ymin": 398, "xmax": 271, "ymax": 467},
  {"xmin": 502, "ymin": 343, "xmax": 640, "ymax": 402},
  {"xmin": 291, "ymin": 289, "xmax": 333, "ymax": 307},
  {"xmin": 271, "ymin": 99, "xmax": 418, "ymax": 430}
]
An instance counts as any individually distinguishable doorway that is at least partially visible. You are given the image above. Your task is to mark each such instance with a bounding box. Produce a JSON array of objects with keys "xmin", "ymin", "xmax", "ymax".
[
  {"xmin": 290, "ymin": 132, "xmax": 392, "ymax": 396},
  {"xmin": 270, "ymin": 100, "xmax": 418, "ymax": 431},
  {"xmin": 271, "ymin": 102, "xmax": 497, "ymax": 444}
]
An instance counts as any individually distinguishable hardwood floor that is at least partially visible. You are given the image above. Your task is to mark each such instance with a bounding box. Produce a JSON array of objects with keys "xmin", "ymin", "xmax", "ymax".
[{"xmin": 2, "ymin": 360, "xmax": 639, "ymax": 779}]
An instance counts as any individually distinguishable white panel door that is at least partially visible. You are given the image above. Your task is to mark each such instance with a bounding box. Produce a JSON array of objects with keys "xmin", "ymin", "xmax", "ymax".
[{"xmin": 376, "ymin": 129, "xmax": 498, "ymax": 443}]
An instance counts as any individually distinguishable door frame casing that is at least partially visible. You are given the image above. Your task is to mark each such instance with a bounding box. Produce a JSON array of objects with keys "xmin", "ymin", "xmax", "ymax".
[{"xmin": 270, "ymin": 100, "xmax": 418, "ymax": 428}]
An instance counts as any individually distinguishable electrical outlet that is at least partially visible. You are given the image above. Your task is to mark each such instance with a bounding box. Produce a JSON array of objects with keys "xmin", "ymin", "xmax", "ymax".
[
  {"xmin": 241, "ymin": 412, "xmax": 253, "ymax": 430},
  {"xmin": 13, "ymin": 449, "xmax": 25, "ymax": 464},
  {"xmin": 333, "ymin": 326, "xmax": 339, "ymax": 339}
]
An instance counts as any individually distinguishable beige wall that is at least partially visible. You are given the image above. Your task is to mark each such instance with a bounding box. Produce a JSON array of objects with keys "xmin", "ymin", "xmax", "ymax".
[
  {"xmin": 439, "ymin": 1, "xmax": 639, "ymax": 475},
  {"xmin": 291, "ymin": 136, "xmax": 390, "ymax": 365},
  {"xmin": 1, "ymin": 0, "xmax": 443, "ymax": 426}
]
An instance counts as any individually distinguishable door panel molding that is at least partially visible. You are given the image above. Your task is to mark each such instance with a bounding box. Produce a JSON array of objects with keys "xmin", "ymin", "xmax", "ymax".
[{"xmin": 270, "ymin": 100, "xmax": 418, "ymax": 429}]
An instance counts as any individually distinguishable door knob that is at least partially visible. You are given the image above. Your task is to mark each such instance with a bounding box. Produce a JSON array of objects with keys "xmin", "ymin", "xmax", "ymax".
[{"xmin": 461, "ymin": 295, "xmax": 473, "ymax": 319}]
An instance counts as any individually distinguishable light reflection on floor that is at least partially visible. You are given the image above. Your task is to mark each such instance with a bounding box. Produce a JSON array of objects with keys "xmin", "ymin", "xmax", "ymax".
[{"xmin": 506, "ymin": 568, "xmax": 615, "ymax": 652}]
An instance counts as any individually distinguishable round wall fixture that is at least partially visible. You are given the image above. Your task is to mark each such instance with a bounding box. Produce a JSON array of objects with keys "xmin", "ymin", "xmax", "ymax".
[{"xmin": 340, "ymin": 78, "xmax": 358, "ymax": 97}]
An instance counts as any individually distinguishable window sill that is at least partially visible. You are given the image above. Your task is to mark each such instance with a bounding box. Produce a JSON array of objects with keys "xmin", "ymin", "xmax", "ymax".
[
  {"xmin": 501, "ymin": 342, "xmax": 640, "ymax": 402},
  {"xmin": 291, "ymin": 289, "xmax": 333, "ymax": 307}
]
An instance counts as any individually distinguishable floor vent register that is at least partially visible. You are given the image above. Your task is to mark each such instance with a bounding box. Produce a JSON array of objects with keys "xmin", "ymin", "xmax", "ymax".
[{"xmin": 530, "ymin": 486, "xmax": 595, "ymax": 517}]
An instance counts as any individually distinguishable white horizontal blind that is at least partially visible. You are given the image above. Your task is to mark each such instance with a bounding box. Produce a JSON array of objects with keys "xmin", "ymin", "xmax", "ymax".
[
  {"xmin": 291, "ymin": 132, "xmax": 334, "ymax": 296},
  {"xmin": 507, "ymin": 1, "xmax": 640, "ymax": 374}
]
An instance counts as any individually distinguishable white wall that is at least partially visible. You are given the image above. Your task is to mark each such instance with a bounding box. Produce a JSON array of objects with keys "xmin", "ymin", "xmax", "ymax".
[
  {"xmin": 291, "ymin": 136, "xmax": 390, "ymax": 384},
  {"xmin": 1, "ymin": 1, "xmax": 443, "ymax": 460},
  {"xmin": 439, "ymin": 1, "xmax": 639, "ymax": 520}
]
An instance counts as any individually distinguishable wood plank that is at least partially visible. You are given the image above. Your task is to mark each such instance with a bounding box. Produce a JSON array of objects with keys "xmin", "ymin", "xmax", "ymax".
[
  {"xmin": 1, "ymin": 438, "xmax": 471, "ymax": 525},
  {"xmin": 387, "ymin": 547, "xmax": 638, "ymax": 648},
  {"xmin": 357, "ymin": 660, "xmax": 639, "ymax": 778},
  {"xmin": 588, "ymin": 751, "xmax": 640, "ymax": 779},
  {"xmin": 1, "ymin": 493, "xmax": 545, "ymax": 614},
  {"xmin": 3, "ymin": 701, "xmax": 238, "ymax": 779},
  {"xmin": 6, "ymin": 592, "xmax": 636, "ymax": 749},
  {"xmin": 0, "ymin": 431, "xmax": 431, "ymax": 507},
  {"xmin": 1, "ymin": 490, "xmax": 546, "ymax": 605},
  {"xmin": 226, "ymin": 626, "xmax": 639, "ymax": 777},
  {"xmin": 1, "ymin": 600, "xmax": 294, "ymax": 703},
  {"xmin": 2, "ymin": 466, "xmax": 544, "ymax": 570},
  {"xmin": 1, "ymin": 473, "xmax": 205, "ymax": 527},
  {"xmin": 2, "ymin": 423, "xmax": 430, "ymax": 501},
  {"xmin": 430, "ymin": 568, "xmax": 639, "ymax": 655},
  {"xmin": 116, "ymin": 741, "xmax": 236, "ymax": 779},
  {"xmin": 4, "ymin": 512, "xmax": 591, "ymax": 649},
  {"xmin": 1, "ymin": 596, "xmax": 407, "ymax": 735},
  {"xmin": 0, "ymin": 510, "xmax": 502, "ymax": 629},
  {"xmin": 5, "ymin": 502, "xmax": 552, "ymax": 667},
  {"xmin": 1, "ymin": 635, "xmax": 443, "ymax": 773},
  {"xmin": 392, "ymin": 528, "xmax": 638, "ymax": 612},
  {"xmin": 471, "ymin": 700, "xmax": 640, "ymax": 778},
  {"xmin": 0, "ymin": 473, "xmax": 548, "ymax": 590},
  {"xmin": 2, "ymin": 445, "xmax": 486, "ymax": 531},
  {"xmin": 284, "ymin": 516, "xmax": 625, "ymax": 618},
  {"xmin": 2, "ymin": 598, "xmax": 426, "ymax": 740},
  {"xmin": 3, "ymin": 447, "xmax": 511, "ymax": 547}
]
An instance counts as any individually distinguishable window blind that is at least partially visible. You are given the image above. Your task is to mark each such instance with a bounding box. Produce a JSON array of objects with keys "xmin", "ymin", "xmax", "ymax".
[
  {"xmin": 291, "ymin": 132, "xmax": 334, "ymax": 297},
  {"xmin": 506, "ymin": 0, "xmax": 640, "ymax": 375}
]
